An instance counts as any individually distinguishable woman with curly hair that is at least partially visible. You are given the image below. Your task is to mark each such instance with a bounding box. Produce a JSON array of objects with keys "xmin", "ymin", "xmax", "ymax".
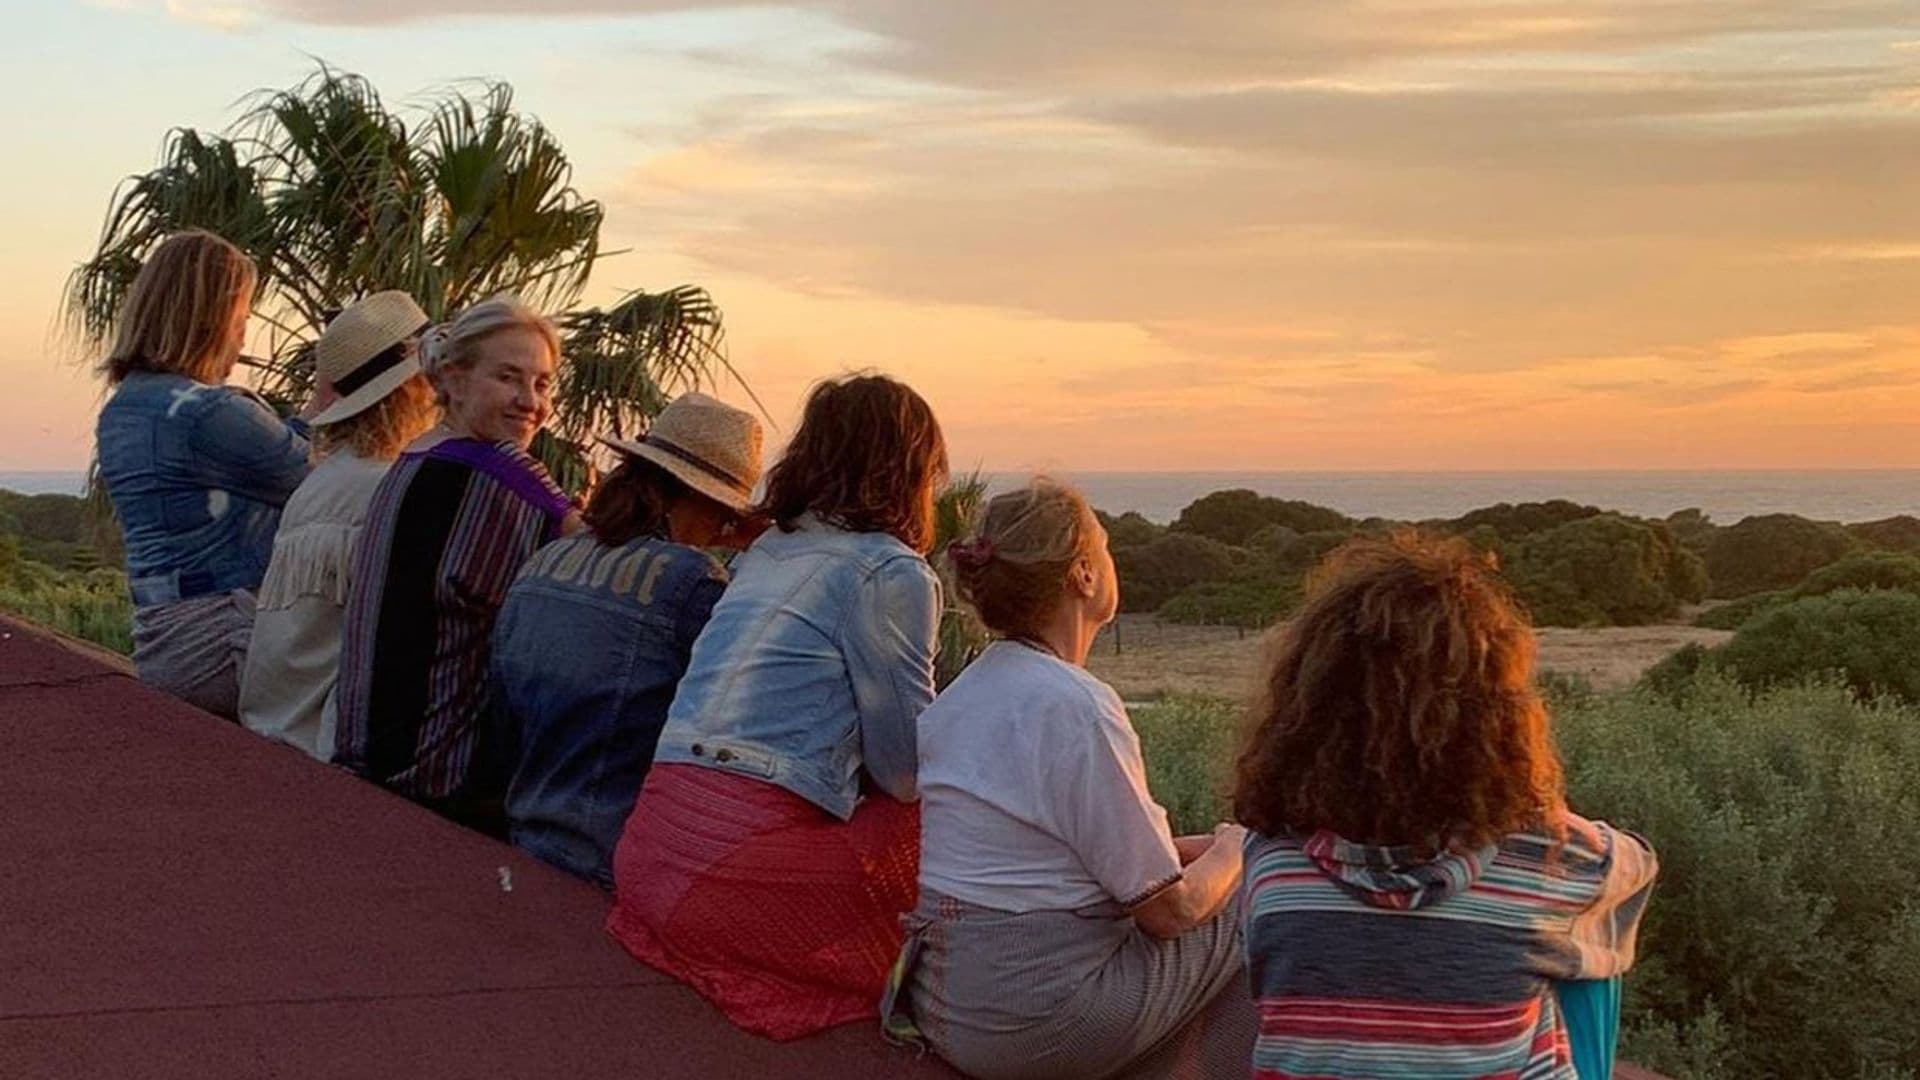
[
  {"xmin": 607, "ymin": 372, "xmax": 947, "ymax": 1040},
  {"xmin": 239, "ymin": 292, "xmax": 439, "ymax": 761},
  {"xmin": 880, "ymin": 478, "xmax": 1255, "ymax": 1079},
  {"xmin": 1234, "ymin": 533, "xmax": 1657, "ymax": 1080}
]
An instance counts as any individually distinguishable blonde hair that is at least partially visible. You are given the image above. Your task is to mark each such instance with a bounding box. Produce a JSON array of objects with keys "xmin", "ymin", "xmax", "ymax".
[
  {"xmin": 949, "ymin": 477, "xmax": 1097, "ymax": 640},
  {"xmin": 101, "ymin": 230, "xmax": 257, "ymax": 385},
  {"xmin": 419, "ymin": 295, "xmax": 560, "ymax": 407},
  {"xmin": 315, "ymin": 372, "xmax": 439, "ymax": 462}
]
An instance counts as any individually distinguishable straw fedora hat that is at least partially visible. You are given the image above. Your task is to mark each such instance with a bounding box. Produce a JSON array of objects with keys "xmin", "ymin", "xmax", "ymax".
[
  {"xmin": 599, "ymin": 392, "xmax": 763, "ymax": 513},
  {"xmin": 309, "ymin": 291, "xmax": 431, "ymax": 427}
]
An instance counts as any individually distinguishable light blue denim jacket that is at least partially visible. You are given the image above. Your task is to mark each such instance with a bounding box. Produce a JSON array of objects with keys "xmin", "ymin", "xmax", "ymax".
[
  {"xmin": 96, "ymin": 372, "xmax": 312, "ymax": 607},
  {"xmin": 652, "ymin": 516, "xmax": 941, "ymax": 820}
]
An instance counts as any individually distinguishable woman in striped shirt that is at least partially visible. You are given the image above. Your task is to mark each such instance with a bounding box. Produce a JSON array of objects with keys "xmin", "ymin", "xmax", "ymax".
[
  {"xmin": 332, "ymin": 296, "xmax": 579, "ymax": 836},
  {"xmin": 1233, "ymin": 532, "xmax": 1657, "ymax": 1080}
]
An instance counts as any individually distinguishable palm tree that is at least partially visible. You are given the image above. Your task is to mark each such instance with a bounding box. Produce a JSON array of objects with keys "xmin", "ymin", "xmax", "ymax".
[
  {"xmin": 64, "ymin": 64, "xmax": 732, "ymax": 490},
  {"xmin": 932, "ymin": 472, "xmax": 990, "ymax": 688}
]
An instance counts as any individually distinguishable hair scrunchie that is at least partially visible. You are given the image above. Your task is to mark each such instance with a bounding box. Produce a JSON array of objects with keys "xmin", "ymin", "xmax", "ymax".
[
  {"xmin": 947, "ymin": 535, "xmax": 996, "ymax": 570},
  {"xmin": 418, "ymin": 321, "xmax": 455, "ymax": 376}
]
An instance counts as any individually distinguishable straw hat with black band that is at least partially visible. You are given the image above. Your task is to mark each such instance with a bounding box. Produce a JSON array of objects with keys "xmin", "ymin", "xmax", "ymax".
[
  {"xmin": 309, "ymin": 291, "xmax": 432, "ymax": 427},
  {"xmin": 598, "ymin": 392, "xmax": 763, "ymax": 513}
]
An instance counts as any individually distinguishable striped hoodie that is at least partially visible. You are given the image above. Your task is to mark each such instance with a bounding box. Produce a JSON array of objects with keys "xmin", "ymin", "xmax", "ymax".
[{"xmin": 1242, "ymin": 817, "xmax": 1656, "ymax": 1079}]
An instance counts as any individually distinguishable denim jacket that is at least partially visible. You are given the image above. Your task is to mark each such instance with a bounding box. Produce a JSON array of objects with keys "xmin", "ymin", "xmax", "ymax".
[
  {"xmin": 652, "ymin": 516, "xmax": 941, "ymax": 820},
  {"xmin": 491, "ymin": 533, "xmax": 727, "ymax": 887},
  {"xmin": 96, "ymin": 372, "xmax": 312, "ymax": 607}
]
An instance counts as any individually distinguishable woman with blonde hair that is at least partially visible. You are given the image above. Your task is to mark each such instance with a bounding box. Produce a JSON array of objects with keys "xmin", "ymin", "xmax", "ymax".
[
  {"xmin": 608, "ymin": 372, "xmax": 946, "ymax": 1039},
  {"xmin": 95, "ymin": 229, "xmax": 318, "ymax": 718},
  {"xmin": 881, "ymin": 478, "xmax": 1255, "ymax": 1079},
  {"xmin": 238, "ymin": 292, "xmax": 439, "ymax": 761},
  {"xmin": 332, "ymin": 295, "xmax": 579, "ymax": 835},
  {"xmin": 1233, "ymin": 533, "xmax": 1657, "ymax": 1079}
]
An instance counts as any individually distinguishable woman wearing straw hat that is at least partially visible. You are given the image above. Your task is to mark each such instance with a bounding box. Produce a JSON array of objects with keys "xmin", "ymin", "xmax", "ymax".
[
  {"xmin": 490, "ymin": 392, "xmax": 765, "ymax": 888},
  {"xmin": 238, "ymin": 291, "xmax": 439, "ymax": 761},
  {"xmin": 94, "ymin": 230, "xmax": 317, "ymax": 719},
  {"xmin": 331, "ymin": 296, "xmax": 580, "ymax": 836}
]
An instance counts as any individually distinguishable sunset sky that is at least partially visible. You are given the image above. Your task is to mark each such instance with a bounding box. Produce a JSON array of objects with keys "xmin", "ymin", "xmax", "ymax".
[{"xmin": 4, "ymin": 1, "xmax": 1919, "ymax": 472}]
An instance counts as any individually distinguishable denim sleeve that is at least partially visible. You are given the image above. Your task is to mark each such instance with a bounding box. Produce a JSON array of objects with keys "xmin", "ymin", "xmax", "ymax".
[
  {"xmin": 189, "ymin": 389, "xmax": 312, "ymax": 506},
  {"xmin": 841, "ymin": 554, "xmax": 940, "ymax": 802}
]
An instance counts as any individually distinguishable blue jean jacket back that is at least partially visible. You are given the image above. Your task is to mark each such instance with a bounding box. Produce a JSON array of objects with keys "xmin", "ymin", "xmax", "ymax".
[
  {"xmin": 492, "ymin": 533, "xmax": 727, "ymax": 886},
  {"xmin": 96, "ymin": 372, "xmax": 311, "ymax": 606},
  {"xmin": 651, "ymin": 517, "xmax": 941, "ymax": 820}
]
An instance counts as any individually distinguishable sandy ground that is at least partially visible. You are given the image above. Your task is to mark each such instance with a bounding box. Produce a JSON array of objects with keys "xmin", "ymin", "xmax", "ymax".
[{"xmin": 1086, "ymin": 613, "xmax": 1733, "ymax": 702}]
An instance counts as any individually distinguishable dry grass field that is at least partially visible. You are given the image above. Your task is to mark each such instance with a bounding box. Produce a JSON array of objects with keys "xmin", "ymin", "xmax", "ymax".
[{"xmin": 1087, "ymin": 613, "xmax": 1732, "ymax": 702}]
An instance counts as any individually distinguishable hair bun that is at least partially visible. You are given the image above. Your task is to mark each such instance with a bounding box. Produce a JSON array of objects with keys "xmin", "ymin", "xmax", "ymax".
[{"xmin": 947, "ymin": 536, "xmax": 996, "ymax": 571}]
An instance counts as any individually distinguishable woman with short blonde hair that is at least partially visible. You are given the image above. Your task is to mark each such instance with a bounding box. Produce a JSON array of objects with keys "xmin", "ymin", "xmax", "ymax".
[
  {"xmin": 239, "ymin": 291, "xmax": 439, "ymax": 760},
  {"xmin": 332, "ymin": 294, "xmax": 580, "ymax": 835},
  {"xmin": 95, "ymin": 229, "xmax": 317, "ymax": 718},
  {"xmin": 880, "ymin": 477, "xmax": 1255, "ymax": 1079}
]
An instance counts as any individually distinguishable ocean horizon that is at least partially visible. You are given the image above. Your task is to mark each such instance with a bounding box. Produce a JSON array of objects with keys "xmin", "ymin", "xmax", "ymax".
[{"xmin": 10, "ymin": 466, "xmax": 1919, "ymax": 525}]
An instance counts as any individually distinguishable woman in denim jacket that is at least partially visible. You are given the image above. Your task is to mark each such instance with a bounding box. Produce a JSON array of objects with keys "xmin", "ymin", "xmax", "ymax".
[
  {"xmin": 607, "ymin": 373, "xmax": 948, "ymax": 1040},
  {"xmin": 94, "ymin": 231, "xmax": 317, "ymax": 718},
  {"xmin": 492, "ymin": 392, "xmax": 765, "ymax": 888}
]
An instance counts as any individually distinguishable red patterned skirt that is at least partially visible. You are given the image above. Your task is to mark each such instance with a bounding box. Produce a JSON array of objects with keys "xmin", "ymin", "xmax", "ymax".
[{"xmin": 606, "ymin": 763, "xmax": 920, "ymax": 1040}]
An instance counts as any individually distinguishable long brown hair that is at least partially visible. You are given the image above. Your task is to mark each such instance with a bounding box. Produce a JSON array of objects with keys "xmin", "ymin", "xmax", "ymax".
[
  {"xmin": 1232, "ymin": 532, "xmax": 1566, "ymax": 853},
  {"xmin": 760, "ymin": 373, "xmax": 947, "ymax": 553},
  {"xmin": 101, "ymin": 230, "xmax": 256, "ymax": 385}
]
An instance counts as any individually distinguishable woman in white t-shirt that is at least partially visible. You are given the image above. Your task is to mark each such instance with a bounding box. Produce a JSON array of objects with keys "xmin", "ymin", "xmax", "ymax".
[{"xmin": 880, "ymin": 478, "xmax": 1255, "ymax": 1079}]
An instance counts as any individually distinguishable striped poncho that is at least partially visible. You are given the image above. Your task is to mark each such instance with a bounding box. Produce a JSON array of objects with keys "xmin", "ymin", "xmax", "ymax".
[
  {"xmin": 1242, "ymin": 819, "xmax": 1656, "ymax": 1079},
  {"xmin": 332, "ymin": 436, "xmax": 572, "ymax": 826}
]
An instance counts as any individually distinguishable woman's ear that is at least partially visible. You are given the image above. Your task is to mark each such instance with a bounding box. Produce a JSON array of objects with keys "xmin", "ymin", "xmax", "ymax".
[{"xmin": 1071, "ymin": 558, "xmax": 1097, "ymax": 598}]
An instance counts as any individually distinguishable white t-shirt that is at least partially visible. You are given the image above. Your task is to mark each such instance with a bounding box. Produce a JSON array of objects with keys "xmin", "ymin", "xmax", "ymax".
[{"xmin": 916, "ymin": 640, "xmax": 1184, "ymax": 913}]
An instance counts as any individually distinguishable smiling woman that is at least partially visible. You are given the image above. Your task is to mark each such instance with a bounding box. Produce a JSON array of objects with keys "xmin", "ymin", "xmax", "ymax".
[{"xmin": 330, "ymin": 296, "xmax": 584, "ymax": 836}]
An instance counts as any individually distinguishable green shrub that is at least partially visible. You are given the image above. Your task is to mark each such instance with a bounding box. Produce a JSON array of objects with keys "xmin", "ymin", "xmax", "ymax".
[
  {"xmin": 1113, "ymin": 532, "xmax": 1240, "ymax": 612},
  {"xmin": 1848, "ymin": 515, "xmax": 1920, "ymax": 553},
  {"xmin": 1664, "ymin": 508, "xmax": 1719, "ymax": 554},
  {"xmin": 1506, "ymin": 514, "xmax": 1706, "ymax": 627},
  {"xmin": 1559, "ymin": 675, "xmax": 1920, "ymax": 1077},
  {"xmin": 1131, "ymin": 695, "xmax": 1239, "ymax": 834},
  {"xmin": 1707, "ymin": 590, "xmax": 1920, "ymax": 703},
  {"xmin": 1158, "ymin": 578, "xmax": 1297, "ymax": 629},
  {"xmin": 1693, "ymin": 591, "xmax": 1788, "ymax": 630},
  {"xmin": 1170, "ymin": 489, "xmax": 1351, "ymax": 547},
  {"xmin": 0, "ymin": 558, "xmax": 131, "ymax": 654},
  {"xmin": 1097, "ymin": 510, "xmax": 1165, "ymax": 549},
  {"xmin": 1703, "ymin": 514, "xmax": 1855, "ymax": 599},
  {"xmin": 1692, "ymin": 553, "xmax": 1920, "ymax": 632},
  {"xmin": 1444, "ymin": 499, "xmax": 1602, "ymax": 540}
]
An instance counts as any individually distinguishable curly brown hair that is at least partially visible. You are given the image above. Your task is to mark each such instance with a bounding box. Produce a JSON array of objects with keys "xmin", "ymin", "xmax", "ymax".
[
  {"xmin": 760, "ymin": 373, "xmax": 947, "ymax": 553},
  {"xmin": 315, "ymin": 373, "xmax": 438, "ymax": 462},
  {"xmin": 1232, "ymin": 531, "xmax": 1566, "ymax": 853}
]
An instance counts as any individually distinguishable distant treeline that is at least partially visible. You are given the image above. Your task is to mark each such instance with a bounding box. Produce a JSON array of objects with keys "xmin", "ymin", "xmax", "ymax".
[
  {"xmin": 10, "ymin": 485, "xmax": 1920, "ymax": 648},
  {"xmin": 1102, "ymin": 488, "xmax": 1920, "ymax": 629}
]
